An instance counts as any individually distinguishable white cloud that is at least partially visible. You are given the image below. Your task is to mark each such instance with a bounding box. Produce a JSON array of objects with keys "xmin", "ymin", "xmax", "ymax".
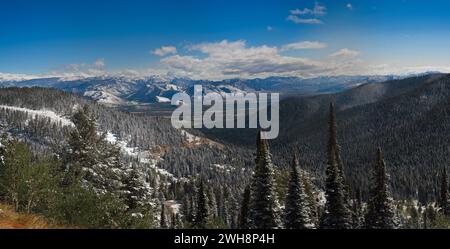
[
  {"xmin": 288, "ymin": 2, "xmax": 327, "ymax": 25},
  {"xmin": 290, "ymin": 3, "xmax": 327, "ymax": 16},
  {"xmin": 281, "ymin": 41, "xmax": 327, "ymax": 51},
  {"xmin": 95, "ymin": 58, "xmax": 105, "ymax": 68},
  {"xmin": 346, "ymin": 3, "xmax": 353, "ymax": 10},
  {"xmin": 0, "ymin": 41, "xmax": 366, "ymax": 82},
  {"xmin": 287, "ymin": 15, "xmax": 323, "ymax": 24},
  {"xmin": 290, "ymin": 8, "xmax": 312, "ymax": 15},
  {"xmin": 152, "ymin": 46, "xmax": 177, "ymax": 57},
  {"xmin": 330, "ymin": 48, "xmax": 361, "ymax": 58},
  {"xmin": 158, "ymin": 40, "xmax": 327, "ymax": 80}
]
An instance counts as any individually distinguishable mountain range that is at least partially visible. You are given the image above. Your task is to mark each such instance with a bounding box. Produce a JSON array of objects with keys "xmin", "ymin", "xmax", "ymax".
[{"xmin": 0, "ymin": 74, "xmax": 428, "ymax": 105}]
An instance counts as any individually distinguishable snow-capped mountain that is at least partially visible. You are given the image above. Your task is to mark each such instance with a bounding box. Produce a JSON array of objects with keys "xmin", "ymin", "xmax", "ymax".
[{"xmin": 0, "ymin": 73, "xmax": 436, "ymax": 106}]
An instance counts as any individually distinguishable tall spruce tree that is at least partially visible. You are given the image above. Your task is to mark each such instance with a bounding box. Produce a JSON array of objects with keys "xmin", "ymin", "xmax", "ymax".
[
  {"xmin": 248, "ymin": 131, "xmax": 282, "ymax": 229},
  {"xmin": 284, "ymin": 154, "xmax": 314, "ymax": 229},
  {"xmin": 321, "ymin": 103, "xmax": 352, "ymax": 229},
  {"xmin": 438, "ymin": 167, "xmax": 450, "ymax": 216},
  {"xmin": 238, "ymin": 185, "xmax": 251, "ymax": 229},
  {"xmin": 193, "ymin": 178, "xmax": 209, "ymax": 228},
  {"xmin": 365, "ymin": 148, "xmax": 396, "ymax": 229}
]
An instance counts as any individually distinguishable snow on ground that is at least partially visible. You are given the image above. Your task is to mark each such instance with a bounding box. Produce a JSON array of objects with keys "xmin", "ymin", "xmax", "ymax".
[
  {"xmin": 180, "ymin": 130, "xmax": 201, "ymax": 144},
  {"xmin": 211, "ymin": 163, "xmax": 233, "ymax": 173},
  {"xmin": 106, "ymin": 131, "xmax": 176, "ymax": 180},
  {"xmin": 105, "ymin": 132, "xmax": 139, "ymax": 157},
  {"xmin": 156, "ymin": 96, "xmax": 171, "ymax": 103},
  {"xmin": 0, "ymin": 105, "xmax": 73, "ymax": 127},
  {"xmin": 84, "ymin": 90, "xmax": 124, "ymax": 105},
  {"xmin": 0, "ymin": 104, "xmax": 176, "ymax": 180},
  {"xmin": 140, "ymin": 156, "xmax": 176, "ymax": 179}
]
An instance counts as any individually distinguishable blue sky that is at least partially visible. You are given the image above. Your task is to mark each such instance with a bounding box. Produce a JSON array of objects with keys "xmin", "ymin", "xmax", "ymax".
[{"xmin": 1, "ymin": 0, "xmax": 450, "ymax": 80}]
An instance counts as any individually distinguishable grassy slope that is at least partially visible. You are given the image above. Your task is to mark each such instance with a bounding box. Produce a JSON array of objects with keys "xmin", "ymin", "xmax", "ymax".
[{"xmin": 0, "ymin": 203, "xmax": 59, "ymax": 229}]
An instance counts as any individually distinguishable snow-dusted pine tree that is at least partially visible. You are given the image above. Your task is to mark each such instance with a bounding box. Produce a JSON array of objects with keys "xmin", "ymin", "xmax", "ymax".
[
  {"xmin": 248, "ymin": 131, "xmax": 282, "ymax": 229},
  {"xmin": 321, "ymin": 103, "xmax": 352, "ymax": 229},
  {"xmin": 208, "ymin": 187, "xmax": 218, "ymax": 218},
  {"xmin": 439, "ymin": 167, "xmax": 450, "ymax": 216},
  {"xmin": 238, "ymin": 185, "xmax": 251, "ymax": 229},
  {"xmin": 193, "ymin": 178, "xmax": 209, "ymax": 228},
  {"xmin": 64, "ymin": 105, "xmax": 126, "ymax": 195},
  {"xmin": 285, "ymin": 154, "xmax": 315, "ymax": 229},
  {"xmin": 365, "ymin": 148, "xmax": 396, "ymax": 229},
  {"xmin": 122, "ymin": 163, "xmax": 157, "ymax": 225},
  {"xmin": 351, "ymin": 188, "xmax": 365, "ymax": 229}
]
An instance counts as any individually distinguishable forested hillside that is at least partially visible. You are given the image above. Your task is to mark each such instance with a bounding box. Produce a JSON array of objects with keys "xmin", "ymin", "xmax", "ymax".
[
  {"xmin": 202, "ymin": 74, "xmax": 450, "ymax": 202},
  {"xmin": 0, "ymin": 87, "xmax": 253, "ymax": 228},
  {"xmin": 0, "ymin": 73, "xmax": 449, "ymax": 229}
]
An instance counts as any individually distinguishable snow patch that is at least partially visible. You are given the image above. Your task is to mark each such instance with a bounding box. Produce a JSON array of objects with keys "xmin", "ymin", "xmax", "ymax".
[
  {"xmin": 180, "ymin": 130, "xmax": 201, "ymax": 144},
  {"xmin": 156, "ymin": 96, "xmax": 171, "ymax": 103},
  {"xmin": 84, "ymin": 90, "xmax": 124, "ymax": 105},
  {"xmin": 211, "ymin": 163, "xmax": 233, "ymax": 173},
  {"xmin": 0, "ymin": 105, "xmax": 73, "ymax": 127},
  {"xmin": 106, "ymin": 132, "xmax": 176, "ymax": 180}
]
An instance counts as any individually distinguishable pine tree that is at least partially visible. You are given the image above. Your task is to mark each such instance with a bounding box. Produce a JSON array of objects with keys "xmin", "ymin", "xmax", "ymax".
[
  {"xmin": 423, "ymin": 204, "xmax": 437, "ymax": 228},
  {"xmin": 173, "ymin": 213, "xmax": 183, "ymax": 229},
  {"xmin": 284, "ymin": 154, "xmax": 314, "ymax": 229},
  {"xmin": 61, "ymin": 105, "xmax": 132, "ymax": 227},
  {"xmin": 160, "ymin": 203, "xmax": 168, "ymax": 229},
  {"xmin": 189, "ymin": 192, "xmax": 197, "ymax": 224},
  {"xmin": 158, "ymin": 181, "xmax": 166, "ymax": 202},
  {"xmin": 0, "ymin": 138, "xmax": 60, "ymax": 214},
  {"xmin": 248, "ymin": 131, "xmax": 282, "ymax": 229},
  {"xmin": 438, "ymin": 167, "xmax": 450, "ymax": 216},
  {"xmin": 229, "ymin": 195, "xmax": 239, "ymax": 229},
  {"xmin": 238, "ymin": 185, "xmax": 251, "ymax": 229},
  {"xmin": 208, "ymin": 187, "xmax": 218, "ymax": 218},
  {"xmin": 321, "ymin": 103, "xmax": 352, "ymax": 229},
  {"xmin": 193, "ymin": 178, "xmax": 209, "ymax": 228},
  {"xmin": 223, "ymin": 187, "xmax": 238, "ymax": 228},
  {"xmin": 123, "ymin": 164, "xmax": 151, "ymax": 210},
  {"xmin": 64, "ymin": 105, "xmax": 125, "ymax": 194},
  {"xmin": 365, "ymin": 148, "xmax": 396, "ymax": 229},
  {"xmin": 181, "ymin": 195, "xmax": 193, "ymax": 224},
  {"xmin": 122, "ymin": 163, "xmax": 156, "ymax": 226},
  {"xmin": 302, "ymin": 171, "xmax": 319, "ymax": 226},
  {"xmin": 0, "ymin": 133, "xmax": 6, "ymax": 167},
  {"xmin": 351, "ymin": 189, "xmax": 364, "ymax": 229},
  {"xmin": 0, "ymin": 138, "xmax": 33, "ymax": 211},
  {"xmin": 218, "ymin": 187, "xmax": 229, "ymax": 225}
]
